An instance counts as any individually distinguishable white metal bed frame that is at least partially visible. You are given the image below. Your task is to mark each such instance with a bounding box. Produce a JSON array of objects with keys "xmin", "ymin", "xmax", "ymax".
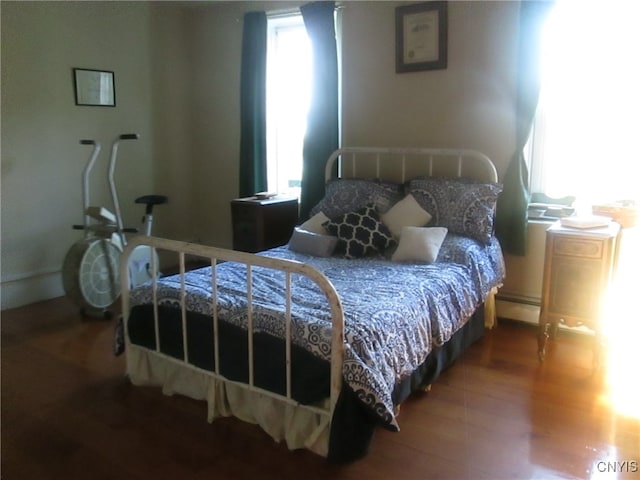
[
  {"xmin": 120, "ymin": 147, "xmax": 499, "ymax": 457},
  {"xmin": 121, "ymin": 237, "xmax": 346, "ymax": 420},
  {"xmin": 325, "ymin": 147, "xmax": 498, "ymax": 183}
]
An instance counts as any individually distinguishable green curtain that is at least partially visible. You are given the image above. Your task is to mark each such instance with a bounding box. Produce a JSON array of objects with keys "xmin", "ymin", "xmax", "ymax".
[
  {"xmin": 495, "ymin": 1, "xmax": 554, "ymax": 256},
  {"xmin": 239, "ymin": 11, "xmax": 268, "ymax": 198},
  {"xmin": 299, "ymin": 1, "xmax": 339, "ymax": 221}
]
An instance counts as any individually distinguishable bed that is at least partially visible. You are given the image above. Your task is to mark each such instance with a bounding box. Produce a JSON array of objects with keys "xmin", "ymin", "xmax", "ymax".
[{"xmin": 120, "ymin": 147, "xmax": 505, "ymax": 463}]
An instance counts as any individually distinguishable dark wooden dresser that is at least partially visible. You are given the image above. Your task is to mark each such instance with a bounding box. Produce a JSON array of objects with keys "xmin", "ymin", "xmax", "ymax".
[{"xmin": 230, "ymin": 196, "xmax": 298, "ymax": 253}]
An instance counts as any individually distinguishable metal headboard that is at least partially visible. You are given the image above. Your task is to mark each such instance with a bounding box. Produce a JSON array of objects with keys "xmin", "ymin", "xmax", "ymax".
[{"xmin": 325, "ymin": 147, "xmax": 498, "ymax": 184}]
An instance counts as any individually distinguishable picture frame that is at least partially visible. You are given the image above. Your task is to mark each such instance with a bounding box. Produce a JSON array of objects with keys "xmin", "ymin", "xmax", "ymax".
[
  {"xmin": 396, "ymin": 1, "xmax": 448, "ymax": 73},
  {"xmin": 73, "ymin": 68, "xmax": 116, "ymax": 107}
]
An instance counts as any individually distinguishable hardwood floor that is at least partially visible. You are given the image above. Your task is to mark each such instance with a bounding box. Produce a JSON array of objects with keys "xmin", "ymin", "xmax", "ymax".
[{"xmin": 2, "ymin": 297, "xmax": 638, "ymax": 479}]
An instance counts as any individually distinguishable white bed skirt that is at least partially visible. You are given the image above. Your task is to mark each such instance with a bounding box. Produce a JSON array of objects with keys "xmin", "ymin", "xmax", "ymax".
[{"xmin": 125, "ymin": 344, "xmax": 331, "ymax": 457}]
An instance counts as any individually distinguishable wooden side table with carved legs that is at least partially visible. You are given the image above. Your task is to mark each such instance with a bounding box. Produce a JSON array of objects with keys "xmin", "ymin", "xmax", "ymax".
[{"xmin": 537, "ymin": 221, "xmax": 620, "ymax": 369}]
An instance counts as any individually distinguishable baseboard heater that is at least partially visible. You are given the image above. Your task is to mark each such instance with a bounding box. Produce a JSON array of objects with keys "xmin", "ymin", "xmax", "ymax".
[
  {"xmin": 496, "ymin": 294, "xmax": 541, "ymax": 325},
  {"xmin": 496, "ymin": 220, "xmax": 550, "ymax": 325}
]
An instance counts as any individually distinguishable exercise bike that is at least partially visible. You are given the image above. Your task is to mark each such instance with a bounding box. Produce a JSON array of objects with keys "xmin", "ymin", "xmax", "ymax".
[{"xmin": 62, "ymin": 134, "xmax": 168, "ymax": 318}]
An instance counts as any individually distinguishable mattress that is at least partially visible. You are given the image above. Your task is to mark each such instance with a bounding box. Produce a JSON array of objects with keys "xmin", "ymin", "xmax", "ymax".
[{"xmin": 128, "ymin": 233, "xmax": 505, "ymax": 431}]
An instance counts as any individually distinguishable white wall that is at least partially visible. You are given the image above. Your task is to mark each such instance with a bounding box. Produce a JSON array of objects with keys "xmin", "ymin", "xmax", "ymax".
[
  {"xmin": 180, "ymin": 2, "xmax": 246, "ymax": 247},
  {"xmin": 340, "ymin": 1, "xmax": 518, "ymax": 170},
  {"xmin": 497, "ymin": 220, "xmax": 551, "ymax": 323},
  {"xmin": 179, "ymin": 1, "xmax": 304, "ymax": 248},
  {"xmin": 177, "ymin": 0, "xmax": 520, "ymax": 244},
  {"xmin": 1, "ymin": 1, "xmax": 156, "ymax": 308},
  {"xmin": 148, "ymin": 3, "xmax": 194, "ymax": 241},
  {"xmin": 1, "ymin": 1, "xmax": 522, "ymax": 310}
]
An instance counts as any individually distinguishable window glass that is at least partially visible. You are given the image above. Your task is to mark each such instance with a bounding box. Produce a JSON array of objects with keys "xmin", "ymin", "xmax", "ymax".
[
  {"xmin": 266, "ymin": 15, "xmax": 312, "ymax": 198},
  {"xmin": 530, "ymin": 1, "xmax": 640, "ymax": 211}
]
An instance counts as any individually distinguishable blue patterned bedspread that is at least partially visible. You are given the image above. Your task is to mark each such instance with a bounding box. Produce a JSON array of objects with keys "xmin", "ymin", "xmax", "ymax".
[{"xmin": 129, "ymin": 233, "xmax": 504, "ymax": 430}]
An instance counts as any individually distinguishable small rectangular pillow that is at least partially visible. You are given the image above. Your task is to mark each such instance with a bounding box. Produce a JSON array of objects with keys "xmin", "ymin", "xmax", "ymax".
[
  {"xmin": 288, "ymin": 227, "xmax": 338, "ymax": 257},
  {"xmin": 380, "ymin": 193, "xmax": 432, "ymax": 239},
  {"xmin": 323, "ymin": 204, "xmax": 395, "ymax": 259},
  {"xmin": 391, "ymin": 226, "xmax": 448, "ymax": 263},
  {"xmin": 408, "ymin": 177, "xmax": 502, "ymax": 244}
]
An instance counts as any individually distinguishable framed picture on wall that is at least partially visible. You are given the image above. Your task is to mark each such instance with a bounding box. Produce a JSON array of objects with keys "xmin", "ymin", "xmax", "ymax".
[
  {"xmin": 73, "ymin": 68, "xmax": 116, "ymax": 107},
  {"xmin": 396, "ymin": 1, "xmax": 448, "ymax": 73}
]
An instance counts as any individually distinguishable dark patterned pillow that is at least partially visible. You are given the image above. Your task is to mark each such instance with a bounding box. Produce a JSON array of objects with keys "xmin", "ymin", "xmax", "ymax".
[
  {"xmin": 309, "ymin": 178, "xmax": 404, "ymax": 220},
  {"xmin": 323, "ymin": 204, "xmax": 395, "ymax": 259},
  {"xmin": 408, "ymin": 177, "xmax": 503, "ymax": 244}
]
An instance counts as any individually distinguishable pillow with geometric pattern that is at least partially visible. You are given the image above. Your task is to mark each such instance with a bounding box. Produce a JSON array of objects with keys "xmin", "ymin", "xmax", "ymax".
[
  {"xmin": 309, "ymin": 178, "xmax": 404, "ymax": 220},
  {"xmin": 408, "ymin": 177, "xmax": 502, "ymax": 244},
  {"xmin": 323, "ymin": 204, "xmax": 396, "ymax": 259}
]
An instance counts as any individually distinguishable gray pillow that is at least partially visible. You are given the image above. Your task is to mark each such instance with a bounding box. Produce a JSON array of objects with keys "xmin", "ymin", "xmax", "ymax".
[{"xmin": 288, "ymin": 227, "xmax": 338, "ymax": 257}]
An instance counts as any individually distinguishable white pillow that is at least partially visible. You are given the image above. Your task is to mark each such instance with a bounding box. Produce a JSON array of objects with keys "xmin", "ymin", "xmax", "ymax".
[
  {"xmin": 381, "ymin": 194, "xmax": 432, "ymax": 239},
  {"xmin": 391, "ymin": 226, "xmax": 448, "ymax": 263},
  {"xmin": 299, "ymin": 211, "xmax": 331, "ymax": 235}
]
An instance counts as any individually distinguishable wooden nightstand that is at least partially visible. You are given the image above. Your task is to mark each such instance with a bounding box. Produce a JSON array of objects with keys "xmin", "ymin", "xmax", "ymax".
[
  {"xmin": 537, "ymin": 221, "xmax": 620, "ymax": 367},
  {"xmin": 231, "ymin": 196, "xmax": 298, "ymax": 253}
]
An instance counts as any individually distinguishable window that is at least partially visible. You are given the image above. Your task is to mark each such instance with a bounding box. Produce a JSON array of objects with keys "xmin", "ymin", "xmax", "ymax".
[
  {"xmin": 528, "ymin": 1, "xmax": 640, "ymax": 212},
  {"xmin": 266, "ymin": 14, "xmax": 312, "ymax": 198},
  {"xmin": 530, "ymin": 2, "xmax": 640, "ymax": 419}
]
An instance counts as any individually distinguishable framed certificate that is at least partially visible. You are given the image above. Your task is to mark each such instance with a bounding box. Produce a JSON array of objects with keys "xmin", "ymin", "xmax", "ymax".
[
  {"xmin": 396, "ymin": 2, "xmax": 448, "ymax": 73},
  {"xmin": 73, "ymin": 68, "xmax": 116, "ymax": 107}
]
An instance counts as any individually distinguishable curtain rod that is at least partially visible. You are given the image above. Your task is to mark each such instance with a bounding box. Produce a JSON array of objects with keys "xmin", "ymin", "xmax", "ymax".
[
  {"xmin": 266, "ymin": 2, "xmax": 344, "ymax": 19},
  {"xmin": 267, "ymin": 7, "xmax": 300, "ymax": 19}
]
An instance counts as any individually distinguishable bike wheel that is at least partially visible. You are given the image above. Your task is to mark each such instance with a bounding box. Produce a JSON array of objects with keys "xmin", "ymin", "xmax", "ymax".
[{"xmin": 63, "ymin": 238, "xmax": 121, "ymax": 309}]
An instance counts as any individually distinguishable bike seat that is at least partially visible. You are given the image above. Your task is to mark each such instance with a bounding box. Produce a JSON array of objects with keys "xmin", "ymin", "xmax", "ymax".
[
  {"xmin": 135, "ymin": 195, "xmax": 168, "ymax": 214},
  {"xmin": 136, "ymin": 195, "xmax": 168, "ymax": 206}
]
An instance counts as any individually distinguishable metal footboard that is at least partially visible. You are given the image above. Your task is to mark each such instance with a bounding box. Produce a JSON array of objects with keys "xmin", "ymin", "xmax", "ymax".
[{"xmin": 120, "ymin": 235, "xmax": 345, "ymax": 420}]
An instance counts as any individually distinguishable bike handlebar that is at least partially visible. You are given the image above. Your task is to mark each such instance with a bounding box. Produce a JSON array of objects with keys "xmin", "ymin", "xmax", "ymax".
[{"xmin": 81, "ymin": 135, "xmax": 137, "ymax": 144}]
